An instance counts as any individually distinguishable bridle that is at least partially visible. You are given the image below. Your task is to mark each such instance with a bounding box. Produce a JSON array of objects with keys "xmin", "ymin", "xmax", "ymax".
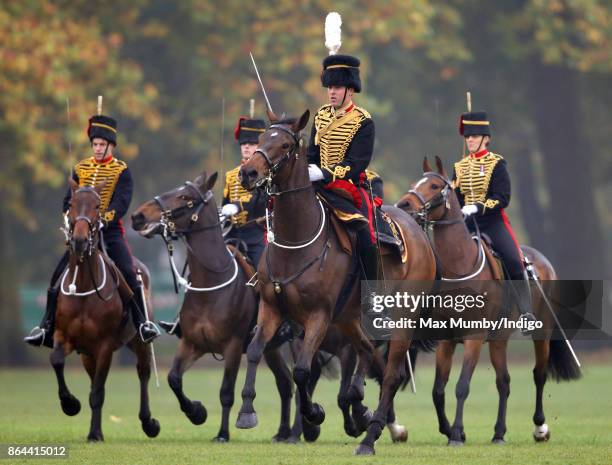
[
  {"xmin": 68, "ymin": 187, "xmax": 102, "ymax": 260},
  {"xmin": 154, "ymin": 181, "xmax": 218, "ymax": 239},
  {"xmin": 404, "ymin": 172, "xmax": 462, "ymax": 228},
  {"xmin": 251, "ymin": 123, "xmax": 303, "ymax": 191}
]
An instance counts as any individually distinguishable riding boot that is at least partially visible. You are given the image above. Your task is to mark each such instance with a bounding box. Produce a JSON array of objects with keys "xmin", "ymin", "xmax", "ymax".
[
  {"xmin": 514, "ymin": 278, "xmax": 537, "ymax": 334},
  {"xmin": 159, "ymin": 318, "xmax": 182, "ymax": 338},
  {"xmin": 359, "ymin": 243, "xmax": 383, "ymax": 315},
  {"xmin": 131, "ymin": 289, "xmax": 160, "ymax": 343},
  {"xmin": 24, "ymin": 287, "xmax": 58, "ymax": 348}
]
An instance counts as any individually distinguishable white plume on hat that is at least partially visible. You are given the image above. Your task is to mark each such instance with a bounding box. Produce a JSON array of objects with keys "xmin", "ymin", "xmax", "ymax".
[{"xmin": 325, "ymin": 12, "xmax": 342, "ymax": 55}]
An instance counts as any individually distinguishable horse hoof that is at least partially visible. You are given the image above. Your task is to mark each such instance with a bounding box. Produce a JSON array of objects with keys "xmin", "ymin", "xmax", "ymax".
[
  {"xmin": 353, "ymin": 408, "xmax": 373, "ymax": 433},
  {"xmin": 60, "ymin": 395, "xmax": 81, "ymax": 416},
  {"xmin": 344, "ymin": 422, "xmax": 360, "ymax": 438},
  {"xmin": 303, "ymin": 423, "xmax": 321, "ymax": 442},
  {"xmin": 142, "ymin": 418, "xmax": 160, "ymax": 438},
  {"xmin": 491, "ymin": 437, "xmax": 505, "ymax": 445},
  {"xmin": 305, "ymin": 403, "xmax": 325, "ymax": 426},
  {"xmin": 186, "ymin": 401, "xmax": 207, "ymax": 425},
  {"xmin": 389, "ymin": 424, "xmax": 408, "ymax": 443},
  {"xmin": 87, "ymin": 432, "xmax": 104, "ymax": 442},
  {"xmin": 533, "ymin": 423, "xmax": 550, "ymax": 442},
  {"xmin": 236, "ymin": 412, "xmax": 258, "ymax": 429},
  {"xmin": 213, "ymin": 435, "xmax": 228, "ymax": 443},
  {"xmin": 354, "ymin": 444, "xmax": 375, "ymax": 456},
  {"xmin": 285, "ymin": 435, "xmax": 300, "ymax": 444},
  {"xmin": 448, "ymin": 440, "xmax": 464, "ymax": 447}
]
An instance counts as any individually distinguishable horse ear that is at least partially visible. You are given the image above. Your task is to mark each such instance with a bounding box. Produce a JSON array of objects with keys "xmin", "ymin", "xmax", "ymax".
[
  {"xmin": 194, "ymin": 170, "xmax": 208, "ymax": 188},
  {"xmin": 423, "ymin": 157, "xmax": 432, "ymax": 173},
  {"xmin": 205, "ymin": 171, "xmax": 218, "ymax": 191},
  {"xmin": 435, "ymin": 156, "xmax": 446, "ymax": 176},
  {"xmin": 293, "ymin": 109, "xmax": 310, "ymax": 133},
  {"xmin": 94, "ymin": 180, "xmax": 107, "ymax": 196},
  {"xmin": 69, "ymin": 177, "xmax": 78, "ymax": 192},
  {"xmin": 267, "ymin": 108, "xmax": 279, "ymax": 124}
]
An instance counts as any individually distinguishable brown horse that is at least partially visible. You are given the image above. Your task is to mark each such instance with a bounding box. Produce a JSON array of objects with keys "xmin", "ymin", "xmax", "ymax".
[
  {"xmin": 393, "ymin": 156, "xmax": 581, "ymax": 447},
  {"xmin": 131, "ymin": 171, "xmax": 296, "ymax": 442},
  {"xmin": 237, "ymin": 110, "xmax": 436, "ymax": 440},
  {"xmin": 51, "ymin": 179, "xmax": 159, "ymax": 442}
]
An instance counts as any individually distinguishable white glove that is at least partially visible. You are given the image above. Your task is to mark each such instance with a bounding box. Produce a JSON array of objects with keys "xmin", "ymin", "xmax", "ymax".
[
  {"xmin": 461, "ymin": 204, "xmax": 478, "ymax": 217},
  {"xmin": 308, "ymin": 164, "xmax": 325, "ymax": 182},
  {"xmin": 221, "ymin": 204, "xmax": 240, "ymax": 216}
]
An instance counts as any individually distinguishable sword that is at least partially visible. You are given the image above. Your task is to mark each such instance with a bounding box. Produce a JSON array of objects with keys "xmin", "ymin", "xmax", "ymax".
[
  {"xmin": 249, "ymin": 52, "xmax": 274, "ymax": 114},
  {"xmin": 525, "ymin": 262, "xmax": 581, "ymax": 368}
]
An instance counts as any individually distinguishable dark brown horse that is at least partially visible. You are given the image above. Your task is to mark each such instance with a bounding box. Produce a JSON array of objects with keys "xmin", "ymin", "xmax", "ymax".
[
  {"xmin": 393, "ymin": 156, "xmax": 581, "ymax": 447},
  {"xmin": 237, "ymin": 111, "xmax": 436, "ymax": 440},
  {"xmin": 132, "ymin": 171, "xmax": 296, "ymax": 442},
  {"xmin": 51, "ymin": 179, "xmax": 159, "ymax": 442}
]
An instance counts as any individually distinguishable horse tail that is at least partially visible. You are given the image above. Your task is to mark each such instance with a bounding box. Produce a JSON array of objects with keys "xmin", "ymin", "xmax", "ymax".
[{"xmin": 547, "ymin": 339, "xmax": 582, "ymax": 382}]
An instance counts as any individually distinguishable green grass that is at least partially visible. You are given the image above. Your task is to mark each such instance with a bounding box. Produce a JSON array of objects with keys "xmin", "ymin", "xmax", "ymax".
[{"xmin": 1, "ymin": 353, "xmax": 611, "ymax": 464}]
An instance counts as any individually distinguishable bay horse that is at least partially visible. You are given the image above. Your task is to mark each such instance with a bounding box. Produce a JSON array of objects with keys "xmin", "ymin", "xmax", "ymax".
[
  {"xmin": 131, "ymin": 171, "xmax": 295, "ymax": 442},
  {"xmin": 393, "ymin": 156, "xmax": 581, "ymax": 446},
  {"xmin": 237, "ymin": 110, "xmax": 436, "ymax": 440},
  {"xmin": 51, "ymin": 179, "xmax": 160, "ymax": 442}
]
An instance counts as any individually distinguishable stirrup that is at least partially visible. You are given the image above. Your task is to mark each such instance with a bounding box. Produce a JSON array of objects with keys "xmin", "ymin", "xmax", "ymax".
[
  {"xmin": 139, "ymin": 321, "xmax": 161, "ymax": 343},
  {"xmin": 159, "ymin": 320, "xmax": 179, "ymax": 335},
  {"xmin": 23, "ymin": 327, "xmax": 46, "ymax": 347}
]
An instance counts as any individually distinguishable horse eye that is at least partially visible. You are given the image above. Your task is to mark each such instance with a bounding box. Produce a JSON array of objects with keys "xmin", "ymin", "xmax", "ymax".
[
  {"xmin": 431, "ymin": 184, "xmax": 440, "ymax": 190},
  {"xmin": 282, "ymin": 143, "xmax": 290, "ymax": 150}
]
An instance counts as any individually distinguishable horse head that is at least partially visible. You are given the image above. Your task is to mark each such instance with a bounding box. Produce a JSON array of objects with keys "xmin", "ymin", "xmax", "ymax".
[
  {"xmin": 131, "ymin": 171, "xmax": 218, "ymax": 238},
  {"xmin": 239, "ymin": 109, "xmax": 310, "ymax": 191},
  {"xmin": 396, "ymin": 156, "xmax": 453, "ymax": 223},
  {"xmin": 67, "ymin": 178, "xmax": 105, "ymax": 260}
]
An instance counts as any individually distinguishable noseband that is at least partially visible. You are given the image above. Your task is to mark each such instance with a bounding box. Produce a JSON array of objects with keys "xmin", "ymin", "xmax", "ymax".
[{"xmin": 251, "ymin": 124, "xmax": 302, "ymax": 188}]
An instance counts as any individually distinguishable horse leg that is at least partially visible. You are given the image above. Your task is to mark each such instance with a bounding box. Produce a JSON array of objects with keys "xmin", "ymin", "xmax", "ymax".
[
  {"xmin": 355, "ymin": 339, "xmax": 409, "ymax": 456},
  {"xmin": 343, "ymin": 320, "xmax": 384, "ymax": 435},
  {"xmin": 386, "ymin": 400, "xmax": 408, "ymax": 443},
  {"xmin": 50, "ymin": 343, "xmax": 81, "ymax": 416},
  {"xmin": 236, "ymin": 302, "xmax": 281, "ymax": 429},
  {"xmin": 337, "ymin": 344, "xmax": 359, "ymax": 438},
  {"xmin": 489, "ymin": 340, "xmax": 510, "ymax": 444},
  {"xmin": 87, "ymin": 347, "xmax": 113, "ymax": 442},
  {"xmin": 293, "ymin": 312, "xmax": 329, "ymax": 427},
  {"xmin": 168, "ymin": 340, "xmax": 206, "ymax": 425},
  {"xmin": 213, "ymin": 338, "xmax": 242, "ymax": 442},
  {"xmin": 433, "ymin": 340, "xmax": 456, "ymax": 440},
  {"xmin": 532, "ymin": 339, "xmax": 551, "ymax": 442},
  {"xmin": 129, "ymin": 340, "xmax": 160, "ymax": 438},
  {"xmin": 448, "ymin": 339, "xmax": 483, "ymax": 446},
  {"xmin": 264, "ymin": 346, "xmax": 294, "ymax": 443}
]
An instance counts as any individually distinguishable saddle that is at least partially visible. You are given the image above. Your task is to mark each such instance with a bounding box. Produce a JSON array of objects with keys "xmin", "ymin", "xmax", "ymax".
[
  {"xmin": 328, "ymin": 204, "xmax": 408, "ymax": 264},
  {"xmin": 477, "ymin": 233, "xmax": 508, "ymax": 281}
]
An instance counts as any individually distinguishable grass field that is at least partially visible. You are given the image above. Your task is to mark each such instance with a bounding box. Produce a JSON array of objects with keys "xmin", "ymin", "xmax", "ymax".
[{"xmin": 1, "ymin": 352, "xmax": 611, "ymax": 465}]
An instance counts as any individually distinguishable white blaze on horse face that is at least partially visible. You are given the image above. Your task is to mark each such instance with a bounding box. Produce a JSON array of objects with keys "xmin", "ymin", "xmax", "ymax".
[{"xmin": 270, "ymin": 132, "xmax": 278, "ymax": 138}]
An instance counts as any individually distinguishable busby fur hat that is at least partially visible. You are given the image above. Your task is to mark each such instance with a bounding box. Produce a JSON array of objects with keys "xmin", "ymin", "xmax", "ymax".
[
  {"xmin": 321, "ymin": 54, "xmax": 361, "ymax": 93},
  {"xmin": 234, "ymin": 117, "xmax": 266, "ymax": 145},
  {"xmin": 87, "ymin": 115, "xmax": 118, "ymax": 145},
  {"xmin": 459, "ymin": 111, "xmax": 491, "ymax": 137}
]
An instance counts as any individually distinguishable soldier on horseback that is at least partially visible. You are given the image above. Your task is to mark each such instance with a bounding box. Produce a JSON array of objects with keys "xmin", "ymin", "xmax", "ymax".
[
  {"xmin": 221, "ymin": 117, "xmax": 268, "ymax": 267},
  {"xmin": 306, "ymin": 53, "xmax": 382, "ymax": 294},
  {"xmin": 452, "ymin": 111, "xmax": 536, "ymax": 328},
  {"xmin": 24, "ymin": 114, "xmax": 160, "ymax": 347}
]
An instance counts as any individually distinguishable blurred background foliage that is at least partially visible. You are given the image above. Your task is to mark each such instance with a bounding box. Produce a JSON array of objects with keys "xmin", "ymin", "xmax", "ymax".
[{"xmin": 1, "ymin": 0, "xmax": 610, "ymax": 362}]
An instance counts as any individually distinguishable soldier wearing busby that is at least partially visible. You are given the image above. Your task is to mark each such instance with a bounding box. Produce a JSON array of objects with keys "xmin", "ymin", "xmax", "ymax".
[
  {"xmin": 24, "ymin": 113, "xmax": 161, "ymax": 347},
  {"xmin": 452, "ymin": 111, "xmax": 536, "ymax": 329},
  {"xmin": 221, "ymin": 116, "xmax": 268, "ymax": 267},
  {"xmin": 307, "ymin": 14, "xmax": 381, "ymax": 293}
]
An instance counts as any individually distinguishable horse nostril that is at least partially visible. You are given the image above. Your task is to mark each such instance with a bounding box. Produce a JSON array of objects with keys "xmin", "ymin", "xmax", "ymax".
[{"xmin": 131, "ymin": 212, "xmax": 144, "ymax": 229}]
